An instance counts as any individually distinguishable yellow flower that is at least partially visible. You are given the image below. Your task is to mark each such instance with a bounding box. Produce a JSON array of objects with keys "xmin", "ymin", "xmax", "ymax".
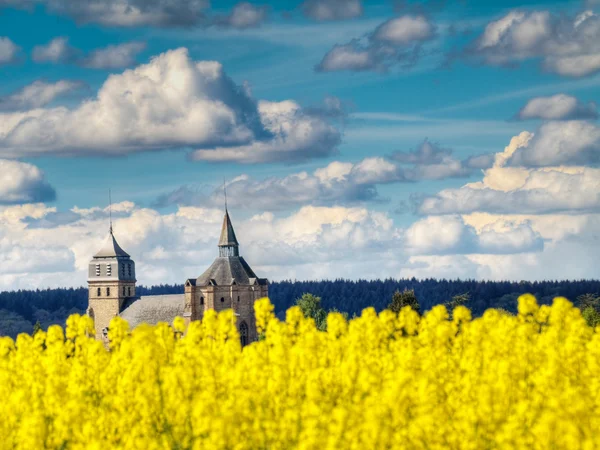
[{"xmin": 0, "ymin": 294, "xmax": 596, "ymax": 449}]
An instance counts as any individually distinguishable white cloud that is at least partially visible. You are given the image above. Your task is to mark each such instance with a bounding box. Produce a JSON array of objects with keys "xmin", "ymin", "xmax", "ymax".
[
  {"xmin": 516, "ymin": 94, "xmax": 598, "ymax": 120},
  {"xmin": 415, "ymin": 121, "xmax": 600, "ymax": 216},
  {"xmin": 0, "ymin": 37, "xmax": 19, "ymax": 64},
  {"xmin": 32, "ymin": 37, "xmax": 77, "ymax": 63},
  {"xmin": 401, "ymin": 214, "xmax": 600, "ymax": 281},
  {"xmin": 405, "ymin": 215, "xmax": 543, "ymax": 255},
  {"xmin": 80, "ymin": 42, "xmax": 146, "ymax": 69},
  {"xmin": 469, "ymin": 10, "xmax": 600, "ymax": 77},
  {"xmin": 0, "ymin": 202, "xmax": 403, "ymax": 290},
  {"xmin": 302, "ymin": 0, "xmax": 363, "ymax": 21},
  {"xmin": 0, "ymin": 47, "xmax": 339, "ymax": 162},
  {"xmin": 507, "ymin": 121, "xmax": 600, "ymax": 167},
  {"xmin": 372, "ymin": 15, "xmax": 434, "ymax": 45},
  {"xmin": 316, "ymin": 14, "xmax": 435, "ymax": 72},
  {"xmin": 43, "ymin": 0, "xmax": 210, "ymax": 27},
  {"xmin": 32, "ymin": 37, "xmax": 144, "ymax": 69},
  {"xmin": 190, "ymin": 99, "xmax": 341, "ymax": 163},
  {"xmin": 213, "ymin": 2, "xmax": 268, "ymax": 29},
  {"xmin": 316, "ymin": 43, "xmax": 382, "ymax": 72},
  {"xmin": 156, "ymin": 145, "xmax": 485, "ymax": 211},
  {"xmin": 0, "ymin": 80, "xmax": 83, "ymax": 112},
  {"xmin": 0, "ymin": 160, "xmax": 56, "ymax": 204}
]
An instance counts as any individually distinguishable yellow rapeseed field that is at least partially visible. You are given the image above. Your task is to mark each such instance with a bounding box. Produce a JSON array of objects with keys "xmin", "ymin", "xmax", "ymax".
[{"xmin": 0, "ymin": 295, "xmax": 598, "ymax": 449}]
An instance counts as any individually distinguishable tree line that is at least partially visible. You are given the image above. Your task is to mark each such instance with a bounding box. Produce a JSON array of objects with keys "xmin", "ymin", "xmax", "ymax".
[{"xmin": 1, "ymin": 278, "xmax": 600, "ymax": 337}]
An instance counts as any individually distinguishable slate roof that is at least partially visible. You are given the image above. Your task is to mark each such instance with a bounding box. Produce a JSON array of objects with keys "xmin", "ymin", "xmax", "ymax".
[
  {"xmin": 94, "ymin": 231, "xmax": 130, "ymax": 258},
  {"xmin": 196, "ymin": 256, "xmax": 267, "ymax": 286},
  {"xmin": 119, "ymin": 294, "xmax": 185, "ymax": 329},
  {"xmin": 218, "ymin": 210, "xmax": 239, "ymax": 247}
]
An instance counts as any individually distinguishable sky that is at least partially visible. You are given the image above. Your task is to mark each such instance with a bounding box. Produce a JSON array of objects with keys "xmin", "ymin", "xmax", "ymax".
[{"xmin": 1, "ymin": 0, "xmax": 600, "ymax": 290}]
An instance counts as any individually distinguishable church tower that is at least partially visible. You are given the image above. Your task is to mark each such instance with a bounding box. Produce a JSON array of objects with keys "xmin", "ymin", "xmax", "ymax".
[
  {"xmin": 186, "ymin": 209, "xmax": 268, "ymax": 344},
  {"xmin": 87, "ymin": 227, "xmax": 136, "ymax": 341}
]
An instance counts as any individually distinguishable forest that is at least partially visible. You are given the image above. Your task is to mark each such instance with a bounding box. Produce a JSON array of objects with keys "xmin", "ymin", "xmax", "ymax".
[{"xmin": 1, "ymin": 278, "xmax": 599, "ymax": 337}]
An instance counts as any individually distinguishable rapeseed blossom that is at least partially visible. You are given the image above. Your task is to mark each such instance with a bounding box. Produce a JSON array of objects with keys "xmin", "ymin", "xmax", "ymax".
[{"xmin": 0, "ymin": 295, "xmax": 599, "ymax": 449}]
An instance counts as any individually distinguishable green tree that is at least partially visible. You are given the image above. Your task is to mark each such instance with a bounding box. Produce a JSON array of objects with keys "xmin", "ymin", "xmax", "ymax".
[
  {"xmin": 582, "ymin": 307, "xmax": 600, "ymax": 328},
  {"xmin": 388, "ymin": 289, "xmax": 420, "ymax": 315},
  {"xmin": 445, "ymin": 293, "xmax": 470, "ymax": 318},
  {"xmin": 295, "ymin": 293, "xmax": 327, "ymax": 331},
  {"xmin": 32, "ymin": 320, "xmax": 42, "ymax": 335},
  {"xmin": 577, "ymin": 294, "xmax": 600, "ymax": 327}
]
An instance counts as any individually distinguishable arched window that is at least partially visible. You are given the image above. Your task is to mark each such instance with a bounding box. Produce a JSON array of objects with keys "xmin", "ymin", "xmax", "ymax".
[
  {"xmin": 107, "ymin": 287, "xmax": 111, "ymax": 297},
  {"xmin": 97, "ymin": 287, "xmax": 101, "ymax": 297},
  {"xmin": 237, "ymin": 296, "xmax": 240, "ymax": 302},
  {"xmin": 221, "ymin": 297, "xmax": 225, "ymax": 303},
  {"xmin": 123, "ymin": 286, "xmax": 126, "ymax": 296},
  {"xmin": 200, "ymin": 297, "xmax": 204, "ymax": 305},
  {"xmin": 239, "ymin": 322, "xmax": 249, "ymax": 347},
  {"xmin": 128, "ymin": 286, "xmax": 131, "ymax": 297}
]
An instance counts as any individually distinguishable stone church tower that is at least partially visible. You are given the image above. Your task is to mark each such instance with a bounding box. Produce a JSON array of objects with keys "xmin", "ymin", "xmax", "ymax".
[
  {"xmin": 87, "ymin": 209, "xmax": 268, "ymax": 345},
  {"xmin": 87, "ymin": 226, "xmax": 136, "ymax": 340},
  {"xmin": 184, "ymin": 209, "xmax": 269, "ymax": 344}
]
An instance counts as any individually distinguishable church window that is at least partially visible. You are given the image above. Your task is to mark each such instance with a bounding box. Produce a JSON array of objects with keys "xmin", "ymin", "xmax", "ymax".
[
  {"xmin": 239, "ymin": 322, "xmax": 248, "ymax": 347},
  {"xmin": 200, "ymin": 297, "xmax": 204, "ymax": 305},
  {"xmin": 128, "ymin": 264, "xmax": 132, "ymax": 277},
  {"xmin": 95, "ymin": 264, "xmax": 100, "ymax": 276},
  {"xmin": 238, "ymin": 296, "xmax": 240, "ymax": 302},
  {"xmin": 123, "ymin": 287, "xmax": 126, "ymax": 296},
  {"xmin": 107, "ymin": 264, "xmax": 112, "ymax": 276},
  {"xmin": 107, "ymin": 287, "xmax": 111, "ymax": 297},
  {"xmin": 221, "ymin": 297, "xmax": 225, "ymax": 303},
  {"xmin": 97, "ymin": 287, "xmax": 101, "ymax": 297},
  {"xmin": 128, "ymin": 286, "xmax": 131, "ymax": 296}
]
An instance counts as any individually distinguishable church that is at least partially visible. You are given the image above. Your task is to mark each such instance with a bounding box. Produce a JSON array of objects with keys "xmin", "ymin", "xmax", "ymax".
[{"xmin": 86, "ymin": 209, "xmax": 269, "ymax": 344}]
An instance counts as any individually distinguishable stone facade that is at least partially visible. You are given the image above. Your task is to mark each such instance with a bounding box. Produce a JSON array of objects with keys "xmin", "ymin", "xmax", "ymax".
[{"xmin": 88, "ymin": 211, "xmax": 268, "ymax": 345}]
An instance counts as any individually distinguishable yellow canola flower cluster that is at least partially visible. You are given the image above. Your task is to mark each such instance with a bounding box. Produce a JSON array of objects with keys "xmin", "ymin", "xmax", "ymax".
[{"xmin": 1, "ymin": 295, "xmax": 599, "ymax": 450}]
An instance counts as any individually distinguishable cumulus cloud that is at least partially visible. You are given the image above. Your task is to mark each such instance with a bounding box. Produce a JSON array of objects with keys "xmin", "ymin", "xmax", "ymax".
[
  {"xmin": 0, "ymin": 202, "xmax": 404, "ymax": 290},
  {"xmin": 415, "ymin": 128, "xmax": 600, "ymax": 216},
  {"xmin": 405, "ymin": 215, "xmax": 543, "ymax": 255},
  {"xmin": 466, "ymin": 9, "xmax": 600, "ymax": 77},
  {"xmin": 190, "ymin": 99, "xmax": 341, "ymax": 163},
  {"xmin": 154, "ymin": 158, "xmax": 401, "ymax": 210},
  {"xmin": 41, "ymin": 0, "xmax": 210, "ymax": 27},
  {"xmin": 32, "ymin": 37, "xmax": 78, "ymax": 63},
  {"xmin": 0, "ymin": 80, "xmax": 84, "ymax": 112},
  {"xmin": 4, "ymin": 0, "xmax": 268, "ymax": 28},
  {"xmin": 32, "ymin": 38, "xmax": 144, "ymax": 69},
  {"xmin": 302, "ymin": 0, "xmax": 363, "ymax": 21},
  {"xmin": 507, "ymin": 121, "xmax": 600, "ymax": 167},
  {"xmin": 212, "ymin": 2, "xmax": 268, "ymax": 29},
  {"xmin": 516, "ymin": 94, "xmax": 598, "ymax": 121},
  {"xmin": 0, "ymin": 160, "xmax": 56, "ymax": 204},
  {"xmin": 316, "ymin": 43, "xmax": 385, "ymax": 72},
  {"xmin": 316, "ymin": 15, "xmax": 435, "ymax": 72},
  {"xmin": 0, "ymin": 48, "xmax": 340, "ymax": 163},
  {"xmin": 157, "ymin": 143, "xmax": 489, "ymax": 211},
  {"xmin": 80, "ymin": 42, "xmax": 146, "ymax": 69},
  {"xmin": 0, "ymin": 37, "xmax": 19, "ymax": 65}
]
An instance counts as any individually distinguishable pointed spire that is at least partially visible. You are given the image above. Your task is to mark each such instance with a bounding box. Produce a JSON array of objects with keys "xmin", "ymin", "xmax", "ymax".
[
  {"xmin": 218, "ymin": 210, "xmax": 239, "ymax": 248},
  {"xmin": 94, "ymin": 232, "xmax": 130, "ymax": 258}
]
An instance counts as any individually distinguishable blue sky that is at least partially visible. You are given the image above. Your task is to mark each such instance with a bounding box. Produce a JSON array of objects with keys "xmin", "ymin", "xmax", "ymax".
[{"xmin": 1, "ymin": 0, "xmax": 600, "ymax": 288}]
